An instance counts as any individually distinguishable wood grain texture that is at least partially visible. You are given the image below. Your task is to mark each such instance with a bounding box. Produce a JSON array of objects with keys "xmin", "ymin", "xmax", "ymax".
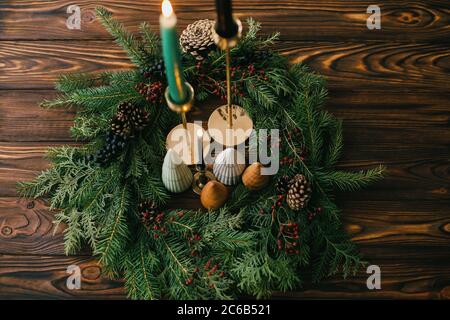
[
  {"xmin": 0, "ymin": 198, "xmax": 65, "ymax": 256},
  {"xmin": 0, "ymin": 1, "xmax": 449, "ymax": 42},
  {"xmin": 1, "ymin": 89, "xmax": 449, "ymax": 144},
  {"xmin": 0, "ymin": 254, "xmax": 449, "ymax": 299},
  {"xmin": 1, "ymin": 141, "xmax": 448, "ymax": 201},
  {"xmin": 1, "ymin": 41, "xmax": 449, "ymax": 90},
  {"xmin": 0, "ymin": 254, "xmax": 125, "ymax": 299}
]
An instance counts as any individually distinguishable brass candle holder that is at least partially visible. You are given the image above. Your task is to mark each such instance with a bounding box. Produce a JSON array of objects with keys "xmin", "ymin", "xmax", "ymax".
[
  {"xmin": 208, "ymin": 18, "xmax": 253, "ymax": 147},
  {"xmin": 165, "ymin": 82, "xmax": 210, "ymax": 165},
  {"xmin": 192, "ymin": 163, "xmax": 216, "ymax": 195}
]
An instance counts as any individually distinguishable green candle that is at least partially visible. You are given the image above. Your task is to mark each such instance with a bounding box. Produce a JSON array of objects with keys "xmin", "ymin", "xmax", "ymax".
[{"xmin": 160, "ymin": 0, "xmax": 187, "ymax": 104}]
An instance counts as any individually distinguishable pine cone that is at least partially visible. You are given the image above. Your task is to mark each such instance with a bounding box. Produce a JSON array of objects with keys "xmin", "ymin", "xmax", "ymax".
[
  {"xmin": 275, "ymin": 175, "xmax": 291, "ymax": 195},
  {"xmin": 180, "ymin": 19, "xmax": 216, "ymax": 60},
  {"xmin": 286, "ymin": 174, "xmax": 312, "ymax": 211},
  {"xmin": 112, "ymin": 102, "xmax": 148, "ymax": 136}
]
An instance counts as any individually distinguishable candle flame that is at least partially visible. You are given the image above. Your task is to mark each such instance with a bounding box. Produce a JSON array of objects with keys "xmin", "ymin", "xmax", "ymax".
[{"xmin": 162, "ymin": 0, "xmax": 173, "ymax": 17}]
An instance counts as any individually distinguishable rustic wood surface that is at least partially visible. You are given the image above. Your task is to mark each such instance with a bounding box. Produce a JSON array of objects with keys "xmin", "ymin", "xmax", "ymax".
[{"xmin": 0, "ymin": 0, "xmax": 449, "ymax": 299}]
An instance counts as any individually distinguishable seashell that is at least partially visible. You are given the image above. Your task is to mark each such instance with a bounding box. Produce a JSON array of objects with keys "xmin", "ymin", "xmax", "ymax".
[
  {"xmin": 162, "ymin": 149, "xmax": 193, "ymax": 193},
  {"xmin": 201, "ymin": 181, "xmax": 229, "ymax": 210},
  {"xmin": 242, "ymin": 162, "xmax": 270, "ymax": 191},
  {"xmin": 213, "ymin": 148, "xmax": 246, "ymax": 186}
]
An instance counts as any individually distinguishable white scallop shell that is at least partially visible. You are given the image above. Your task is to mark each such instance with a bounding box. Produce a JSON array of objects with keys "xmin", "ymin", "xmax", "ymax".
[
  {"xmin": 162, "ymin": 149, "xmax": 193, "ymax": 193},
  {"xmin": 213, "ymin": 148, "xmax": 246, "ymax": 186}
]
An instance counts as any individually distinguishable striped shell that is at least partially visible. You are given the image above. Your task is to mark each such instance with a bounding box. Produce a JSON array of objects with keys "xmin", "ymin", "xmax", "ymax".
[
  {"xmin": 242, "ymin": 162, "xmax": 270, "ymax": 191},
  {"xmin": 162, "ymin": 149, "xmax": 193, "ymax": 193},
  {"xmin": 213, "ymin": 148, "xmax": 246, "ymax": 186}
]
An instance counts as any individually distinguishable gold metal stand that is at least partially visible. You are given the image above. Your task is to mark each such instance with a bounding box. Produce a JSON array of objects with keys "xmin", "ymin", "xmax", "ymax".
[
  {"xmin": 192, "ymin": 168, "xmax": 216, "ymax": 195},
  {"xmin": 208, "ymin": 18, "xmax": 253, "ymax": 147},
  {"xmin": 165, "ymin": 82, "xmax": 210, "ymax": 165}
]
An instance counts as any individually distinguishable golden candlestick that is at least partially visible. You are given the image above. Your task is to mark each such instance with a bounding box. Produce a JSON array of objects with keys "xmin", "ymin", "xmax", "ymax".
[
  {"xmin": 225, "ymin": 46, "xmax": 233, "ymax": 128},
  {"xmin": 165, "ymin": 82, "xmax": 210, "ymax": 165},
  {"xmin": 208, "ymin": 18, "xmax": 253, "ymax": 147}
]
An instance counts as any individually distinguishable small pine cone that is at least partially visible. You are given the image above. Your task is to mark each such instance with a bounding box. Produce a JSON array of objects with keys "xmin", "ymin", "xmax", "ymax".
[
  {"xmin": 275, "ymin": 175, "xmax": 291, "ymax": 195},
  {"xmin": 138, "ymin": 200, "xmax": 159, "ymax": 228},
  {"xmin": 110, "ymin": 116, "xmax": 131, "ymax": 137},
  {"xmin": 286, "ymin": 174, "xmax": 312, "ymax": 211},
  {"xmin": 112, "ymin": 102, "xmax": 149, "ymax": 136},
  {"xmin": 180, "ymin": 19, "xmax": 216, "ymax": 60}
]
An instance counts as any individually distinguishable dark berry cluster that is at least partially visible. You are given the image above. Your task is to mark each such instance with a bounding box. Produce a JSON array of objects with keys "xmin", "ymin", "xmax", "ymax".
[
  {"xmin": 135, "ymin": 81, "xmax": 164, "ymax": 104},
  {"xmin": 185, "ymin": 258, "xmax": 225, "ymax": 287},
  {"xmin": 151, "ymin": 214, "xmax": 167, "ymax": 239},
  {"xmin": 142, "ymin": 58, "xmax": 165, "ymax": 79},
  {"xmin": 138, "ymin": 200, "xmax": 161, "ymax": 228},
  {"xmin": 276, "ymin": 222, "xmax": 300, "ymax": 255},
  {"xmin": 86, "ymin": 131, "xmax": 128, "ymax": 166},
  {"xmin": 307, "ymin": 207, "xmax": 322, "ymax": 221},
  {"xmin": 270, "ymin": 194, "xmax": 286, "ymax": 212},
  {"xmin": 280, "ymin": 156, "xmax": 296, "ymax": 166},
  {"xmin": 196, "ymin": 60, "xmax": 269, "ymax": 101}
]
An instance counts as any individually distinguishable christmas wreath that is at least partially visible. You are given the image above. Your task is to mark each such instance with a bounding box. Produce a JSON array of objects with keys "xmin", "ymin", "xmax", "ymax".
[{"xmin": 18, "ymin": 8, "xmax": 384, "ymax": 299}]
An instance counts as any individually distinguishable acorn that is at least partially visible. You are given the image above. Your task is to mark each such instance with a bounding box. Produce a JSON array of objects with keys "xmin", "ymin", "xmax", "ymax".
[
  {"xmin": 200, "ymin": 181, "xmax": 229, "ymax": 210},
  {"xmin": 242, "ymin": 162, "xmax": 270, "ymax": 191}
]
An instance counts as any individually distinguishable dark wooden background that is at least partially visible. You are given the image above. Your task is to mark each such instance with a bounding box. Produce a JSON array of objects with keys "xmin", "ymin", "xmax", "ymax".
[{"xmin": 0, "ymin": 0, "xmax": 449, "ymax": 299}]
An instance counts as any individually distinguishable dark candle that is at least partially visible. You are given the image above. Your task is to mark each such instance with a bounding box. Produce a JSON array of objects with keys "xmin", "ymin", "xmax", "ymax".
[{"xmin": 215, "ymin": 0, "xmax": 239, "ymax": 38}]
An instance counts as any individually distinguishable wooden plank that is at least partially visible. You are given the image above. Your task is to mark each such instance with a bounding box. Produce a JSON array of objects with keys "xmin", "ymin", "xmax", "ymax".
[
  {"xmin": 0, "ymin": 41, "xmax": 132, "ymax": 90},
  {"xmin": 1, "ymin": 140, "xmax": 449, "ymax": 200},
  {"xmin": 1, "ymin": 196, "xmax": 449, "ymax": 255},
  {"xmin": 0, "ymin": 1, "xmax": 449, "ymax": 42},
  {"xmin": 277, "ymin": 260, "xmax": 450, "ymax": 299},
  {"xmin": 0, "ymin": 41, "xmax": 449, "ymax": 90},
  {"xmin": 0, "ymin": 91, "xmax": 74, "ymax": 142},
  {"xmin": 1, "ymin": 88, "xmax": 449, "ymax": 146},
  {"xmin": 0, "ymin": 254, "xmax": 125, "ymax": 299},
  {"xmin": 0, "ymin": 252, "xmax": 448, "ymax": 299},
  {"xmin": 0, "ymin": 198, "xmax": 65, "ymax": 256}
]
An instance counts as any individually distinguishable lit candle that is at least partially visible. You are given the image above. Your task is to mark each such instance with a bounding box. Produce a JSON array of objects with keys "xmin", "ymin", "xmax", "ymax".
[
  {"xmin": 160, "ymin": 0, "xmax": 187, "ymax": 104},
  {"xmin": 215, "ymin": 0, "xmax": 239, "ymax": 38}
]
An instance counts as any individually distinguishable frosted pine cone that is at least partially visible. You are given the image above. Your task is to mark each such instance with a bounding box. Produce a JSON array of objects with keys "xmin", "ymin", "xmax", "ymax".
[{"xmin": 180, "ymin": 19, "xmax": 216, "ymax": 60}]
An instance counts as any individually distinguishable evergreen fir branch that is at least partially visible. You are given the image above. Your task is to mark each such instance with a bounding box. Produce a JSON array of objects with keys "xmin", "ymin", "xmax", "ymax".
[
  {"xmin": 245, "ymin": 80, "xmax": 277, "ymax": 108},
  {"xmin": 138, "ymin": 175, "xmax": 169, "ymax": 205},
  {"xmin": 56, "ymin": 72, "xmax": 110, "ymax": 94},
  {"xmin": 70, "ymin": 113, "xmax": 109, "ymax": 139},
  {"xmin": 95, "ymin": 185, "xmax": 131, "ymax": 275},
  {"xmin": 319, "ymin": 165, "xmax": 385, "ymax": 192},
  {"xmin": 96, "ymin": 7, "xmax": 147, "ymax": 67},
  {"xmin": 124, "ymin": 231, "xmax": 161, "ymax": 300},
  {"xmin": 20, "ymin": 18, "xmax": 386, "ymax": 300},
  {"xmin": 56, "ymin": 208, "xmax": 84, "ymax": 255},
  {"xmin": 312, "ymin": 223, "xmax": 367, "ymax": 282},
  {"xmin": 324, "ymin": 119, "xmax": 343, "ymax": 167},
  {"xmin": 140, "ymin": 22, "xmax": 161, "ymax": 59},
  {"xmin": 243, "ymin": 18, "xmax": 261, "ymax": 41}
]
